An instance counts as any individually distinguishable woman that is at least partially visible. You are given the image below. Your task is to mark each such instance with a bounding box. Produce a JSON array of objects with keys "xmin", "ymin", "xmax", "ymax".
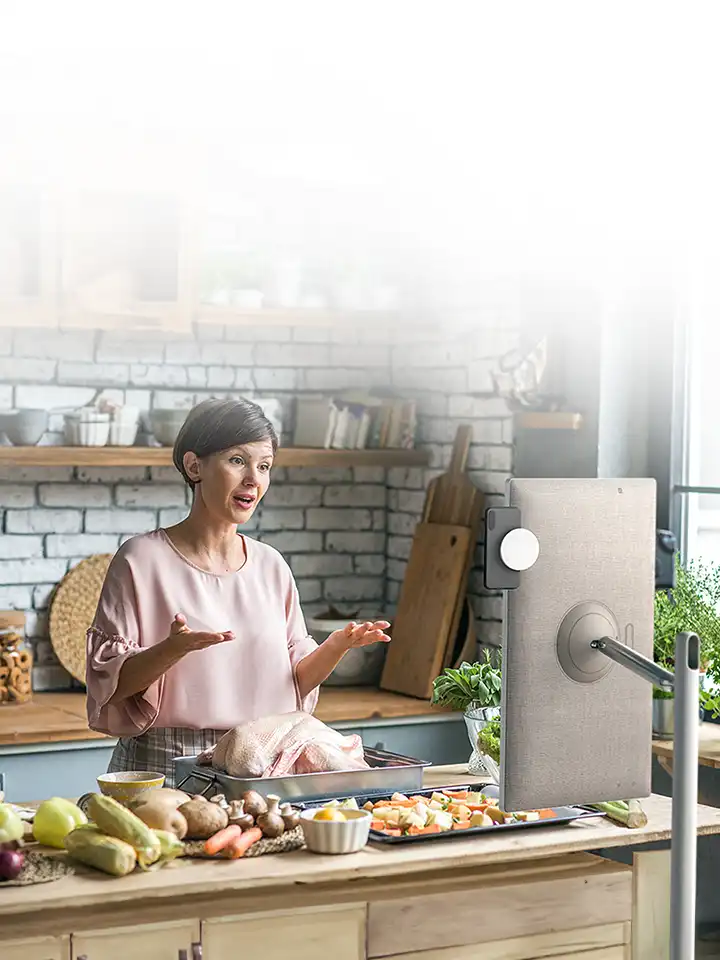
[{"xmin": 86, "ymin": 397, "xmax": 390, "ymax": 785}]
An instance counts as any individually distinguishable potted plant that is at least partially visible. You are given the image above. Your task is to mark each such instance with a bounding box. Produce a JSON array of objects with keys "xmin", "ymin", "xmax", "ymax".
[
  {"xmin": 431, "ymin": 652, "xmax": 502, "ymax": 779},
  {"xmin": 653, "ymin": 556, "xmax": 720, "ymax": 737}
]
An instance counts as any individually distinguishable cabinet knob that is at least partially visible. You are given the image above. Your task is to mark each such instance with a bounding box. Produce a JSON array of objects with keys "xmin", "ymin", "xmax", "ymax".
[{"xmin": 178, "ymin": 951, "xmax": 188, "ymax": 960}]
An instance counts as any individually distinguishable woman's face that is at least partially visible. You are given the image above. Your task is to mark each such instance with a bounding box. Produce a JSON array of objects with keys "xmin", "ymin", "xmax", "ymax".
[{"xmin": 184, "ymin": 439, "xmax": 274, "ymax": 525}]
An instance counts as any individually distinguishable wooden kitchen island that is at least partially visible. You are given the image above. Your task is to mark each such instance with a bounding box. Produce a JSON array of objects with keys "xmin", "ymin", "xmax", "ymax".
[{"xmin": 3, "ymin": 767, "xmax": 720, "ymax": 960}]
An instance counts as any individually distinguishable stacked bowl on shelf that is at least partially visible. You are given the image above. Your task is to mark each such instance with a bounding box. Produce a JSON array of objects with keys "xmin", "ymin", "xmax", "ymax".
[{"xmin": 64, "ymin": 405, "xmax": 142, "ymax": 447}]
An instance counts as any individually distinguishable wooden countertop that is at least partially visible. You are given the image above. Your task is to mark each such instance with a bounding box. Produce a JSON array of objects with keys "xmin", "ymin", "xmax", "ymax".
[
  {"xmin": 2, "ymin": 764, "xmax": 720, "ymax": 937},
  {"xmin": 0, "ymin": 690, "xmax": 449, "ymax": 748},
  {"xmin": 653, "ymin": 722, "xmax": 720, "ymax": 770}
]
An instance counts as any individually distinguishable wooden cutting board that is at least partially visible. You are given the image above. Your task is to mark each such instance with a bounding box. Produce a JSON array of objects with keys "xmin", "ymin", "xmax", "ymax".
[
  {"xmin": 380, "ymin": 522, "xmax": 473, "ymax": 699},
  {"xmin": 424, "ymin": 424, "xmax": 484, "ymax": 528},
  {"xmin": 424, "ymin": 425, "xmax": 486, "ymax": 669}
]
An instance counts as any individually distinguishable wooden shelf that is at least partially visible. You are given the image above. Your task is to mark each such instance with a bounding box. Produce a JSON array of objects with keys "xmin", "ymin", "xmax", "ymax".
[
  {"xmin": 196, "ymin": 306, "xmax": 399, "ymax": 327},
  {"xmin": 0, "ymin": 446, "xmax": 430, "ymax": 469},
  {"xmin": 514, "ymin": 412, "xmax": 583, "ymax": 431}
]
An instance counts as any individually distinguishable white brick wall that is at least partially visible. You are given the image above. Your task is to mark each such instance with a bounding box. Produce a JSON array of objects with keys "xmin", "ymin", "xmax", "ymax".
[{"xmin": 0, "ymin": 319, "xmax": 516, "ymax": 689}]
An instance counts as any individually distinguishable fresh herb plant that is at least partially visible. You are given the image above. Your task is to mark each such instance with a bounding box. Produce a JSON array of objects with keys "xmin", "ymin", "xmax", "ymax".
[
  {"xmin": 431, "ymin": 651, "xmax": 502, "ymax": 713},
  {"xmin": 654, "ymin": 556, "xmax": 720, "ymax": 717}
]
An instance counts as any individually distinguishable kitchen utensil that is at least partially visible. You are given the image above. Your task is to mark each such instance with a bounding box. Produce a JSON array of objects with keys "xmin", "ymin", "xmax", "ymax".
[
  {"xmin": 2, "ymin": 409, "xmax": 49, "ymax": 445},
  {"xmin": 49, "ymin": 554, "xmax": 113, "ymax": 683},
  {"xmin": 423, "ymin": 425, "xmax": 485, "ymax": 670},
  {"xmin": 302, "ymin": 784, "xmax": 601, "ymax": 846},
  {"xmin": 96, "ymin": 771, "xmax": 165, "ymax": 805},
  {"xmin": 380, "ymin": 523, "xmax": 473, "ymax": 699},
  {"xmin": 175, "ymin": 746, "xmax": 430, "ymax": 804},
  {"xmin": 299, "ymin": 807, "xmax": 371, "ymax": 855},
  {"xmin": 150, "ymin": 408, "xmax": 188, "ymax": 446},
  {"xmin": 308, "ymin": 614, "xmax": 391, "ymax": 686}
]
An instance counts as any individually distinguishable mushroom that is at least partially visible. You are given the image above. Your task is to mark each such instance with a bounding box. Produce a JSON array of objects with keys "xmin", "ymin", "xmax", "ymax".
[
  {"xmin": 241, "ymin": 790, "xmax": 267, "ymax": 820},
  {"xmin": 210, "ymin": 794, "xmax": 229, "ymax": 810},
  {"xmin": 227, "ymin": 800, "xmax": 254, "ymax": 831},
  {"xmin": 256, "ymin": 795, "xmax": 285, "ymax": 838},
  {"xmin": 280, "ymin": 803, "xmax": 300, "ymax": 831}
]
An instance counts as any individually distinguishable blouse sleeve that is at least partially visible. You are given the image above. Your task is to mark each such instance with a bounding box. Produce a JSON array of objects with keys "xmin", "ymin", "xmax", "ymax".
[
  {"xmin": 86, "ymin": 551, "xmax": 163, "ymax": 737},
  {"xmin": 285, "ymin": 576, "xmax": 319, "ymax": 714}
]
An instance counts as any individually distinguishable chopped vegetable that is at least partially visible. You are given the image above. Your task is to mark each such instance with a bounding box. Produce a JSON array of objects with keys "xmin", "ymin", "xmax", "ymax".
[{"xmin": 591, "ymin": 799, "xmax": 647, "ymax": 829}]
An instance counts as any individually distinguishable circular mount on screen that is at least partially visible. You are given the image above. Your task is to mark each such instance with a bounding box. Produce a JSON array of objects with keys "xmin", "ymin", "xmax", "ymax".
[
  {"xmin": 556, "ymin": 601, "xmax": 620, "ymax": 683},
  {"xmin": 499, "ymin": 527, "xmax": 540, "ymax": 571}
]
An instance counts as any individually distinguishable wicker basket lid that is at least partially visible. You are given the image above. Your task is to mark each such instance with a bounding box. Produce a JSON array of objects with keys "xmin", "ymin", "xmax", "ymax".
[{"xmin": 49, "ymin": 553, "xmax": 113, "ymax": 684}]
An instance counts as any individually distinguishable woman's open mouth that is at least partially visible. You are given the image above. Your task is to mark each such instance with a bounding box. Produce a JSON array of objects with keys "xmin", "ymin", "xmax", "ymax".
[{"xmin": 233, "ymin": 493, "xmax": 257, "ymax": 510}]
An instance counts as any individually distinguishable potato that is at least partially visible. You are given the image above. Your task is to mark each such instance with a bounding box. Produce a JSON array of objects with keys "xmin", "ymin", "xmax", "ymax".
[
  {"xmin": 132, "ymin": 800, "xmax": 188, "ymax": 840},
  {"xmin": 179, "ymin": 798, "xmax": 228, "ymax": 840}
]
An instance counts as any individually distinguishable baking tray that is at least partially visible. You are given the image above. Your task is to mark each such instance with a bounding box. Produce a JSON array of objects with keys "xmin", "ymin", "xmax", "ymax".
[
  {"xmin": 301, "ymin": 782, "xmax": 602, "ymax": 844},
  {"xmin": 174, "ymin": 747, "xmax": 431, "ymax": 804}
]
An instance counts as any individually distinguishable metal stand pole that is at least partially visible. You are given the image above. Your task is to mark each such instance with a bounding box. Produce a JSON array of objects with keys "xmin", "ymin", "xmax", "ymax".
[
  {"xmin": 592, "ymin": 631, "xmax": 700, "ymax": 960},
  {"xmin": 670, "ymin": 632, "xmax": 700, "ymax": 960}
]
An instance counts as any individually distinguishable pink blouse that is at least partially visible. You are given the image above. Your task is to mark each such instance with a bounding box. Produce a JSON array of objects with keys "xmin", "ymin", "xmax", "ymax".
[{"xmin": 86, "ymin": 530, "xmax": 319, "ymax": 738}]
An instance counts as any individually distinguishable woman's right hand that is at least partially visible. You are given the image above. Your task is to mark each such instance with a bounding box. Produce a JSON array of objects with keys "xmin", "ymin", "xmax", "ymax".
[{"xmin": 169, "ymin": 614, "xmax": 235, "ymax": 652}]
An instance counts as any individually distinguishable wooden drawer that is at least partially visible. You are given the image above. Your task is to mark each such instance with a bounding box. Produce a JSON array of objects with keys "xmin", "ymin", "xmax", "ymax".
[
  {"xmin": 368, "ymin": 855, "xmax": 632, "ymax": 957},
  {"xmin": 202, "ymin": 905, "xmax": 365, "ymax": 960},
  {"xmin": 0, "ymin": 936, "xmax": 70, "ymax": 960},
  {"xmin": 379, "ymin": 924, "xmax": 629, "ymax": 959},
  {"xmin": 72, "ymin": 919, "xmax": 200, "ymax": 960}
]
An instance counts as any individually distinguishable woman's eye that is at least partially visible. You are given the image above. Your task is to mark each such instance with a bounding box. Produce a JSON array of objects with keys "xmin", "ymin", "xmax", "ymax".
[
  {"xmin": 230, "ymin": 456, "xmax": 244, "ymax": 465},
  {"xmin": 259, "ymin": 463, "xmax": 271, "ymax": 472}
]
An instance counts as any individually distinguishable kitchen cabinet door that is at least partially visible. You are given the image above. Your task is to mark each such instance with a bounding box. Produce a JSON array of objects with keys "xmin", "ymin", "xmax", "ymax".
[
  {"xmin": 72, "ymin": 919, "xmax": 200, "ymax": 960},
  {"xmin": 202, "ymin": 905, "xmax": 365, "ymax": 960},
  {"xmin": 0, "ymin": 935, "xmax": 70, "ymax": 960}
]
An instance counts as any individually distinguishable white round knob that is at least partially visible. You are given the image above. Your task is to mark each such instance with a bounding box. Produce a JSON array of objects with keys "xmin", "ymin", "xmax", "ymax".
[{"xmin": 500, "ymin": 527, "xmax": 540, "ymax": 571}]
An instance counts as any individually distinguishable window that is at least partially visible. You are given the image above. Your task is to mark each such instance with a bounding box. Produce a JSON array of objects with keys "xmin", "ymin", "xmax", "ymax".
[{"xmin": 673, "ymin": 313, "xmax": 720, "ymax": 565}]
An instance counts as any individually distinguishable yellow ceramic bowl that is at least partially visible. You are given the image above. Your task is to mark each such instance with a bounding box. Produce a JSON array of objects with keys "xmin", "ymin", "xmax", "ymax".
[{"xmin": 96, "ymin": 770, "xmax": 165, "ymax": 806}]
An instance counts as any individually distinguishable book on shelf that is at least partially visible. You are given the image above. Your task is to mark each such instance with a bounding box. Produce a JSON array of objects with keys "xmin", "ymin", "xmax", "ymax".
[{"xmin": 293, "ymin": 394, "xmax": 416, "ymax": 450}]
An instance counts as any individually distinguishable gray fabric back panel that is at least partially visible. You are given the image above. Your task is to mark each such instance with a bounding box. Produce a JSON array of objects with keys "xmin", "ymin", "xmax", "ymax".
[{"xmin": 500, "ymin": 477, "xmax": 656, "ymax": 812}]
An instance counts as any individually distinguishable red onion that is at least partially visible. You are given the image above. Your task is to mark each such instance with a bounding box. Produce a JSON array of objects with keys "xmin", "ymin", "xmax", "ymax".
[{"xmin": 0, "ymin": 848, "xmax": 25, "ymax": 880}]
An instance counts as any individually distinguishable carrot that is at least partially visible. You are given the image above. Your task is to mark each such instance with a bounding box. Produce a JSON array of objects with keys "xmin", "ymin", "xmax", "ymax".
[
  {"xmin": 226, "ymin": 827, "xmax": 263, "ymax": 859},
  {"xmin": 204, "ymin": 824, "xmax": 243, "ymax": 856},
  {"xmin": 370, "ymin": 820, "xmax": 386, "ymax": 831},
  {"xmin": 407, "ymin": 825, "xmax": 423, "ymax": 835},
  {"xmin": 443, "ymin": 790, "xmax": 469, "ymax": 800},
  {"xmin": 383, "ymin": 829, "xmax": 402, "ymax": 837},
  {"xmin": 420, "ymin": 825, "xmax": 443, "ymax": 834},
  {"xmin": 452, "ymin": 821, "xmax": 472, "ymax": 830},
  {"xmin": 466, "ymin": 804, "xmax": 490, "ymax": 813},
  {"xmin": 536, "ymin": 809, "xmax": 557, "ymax": 820}
]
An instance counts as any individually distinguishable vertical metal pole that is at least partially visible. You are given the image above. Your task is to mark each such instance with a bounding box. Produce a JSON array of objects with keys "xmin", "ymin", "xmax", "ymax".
[{"xmin": 670, "ymin": 631, "xmax": 700, "ymax": 960}]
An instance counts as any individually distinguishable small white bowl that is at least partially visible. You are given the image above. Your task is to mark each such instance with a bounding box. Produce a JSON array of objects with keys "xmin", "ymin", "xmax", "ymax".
[{"xmin": 299, "ymin": 808, "xmax": 372, "ymax": 855}]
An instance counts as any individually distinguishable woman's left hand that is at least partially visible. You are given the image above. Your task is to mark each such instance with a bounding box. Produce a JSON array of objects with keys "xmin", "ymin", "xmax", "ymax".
[{"xmin": 331, "ymin": 620, "xmax": 392, "ymax": 650}]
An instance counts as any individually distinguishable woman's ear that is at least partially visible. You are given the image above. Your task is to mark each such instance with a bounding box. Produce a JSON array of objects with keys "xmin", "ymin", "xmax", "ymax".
[{"xmin": 183, "ymin": 451, "xmax": 202, "ymax": 484}]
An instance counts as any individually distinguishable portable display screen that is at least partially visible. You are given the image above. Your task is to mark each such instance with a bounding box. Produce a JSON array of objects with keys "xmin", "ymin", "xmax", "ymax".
[{"xmin": 499, "ymin": 478, "xmax": 656, "ymax": 812}]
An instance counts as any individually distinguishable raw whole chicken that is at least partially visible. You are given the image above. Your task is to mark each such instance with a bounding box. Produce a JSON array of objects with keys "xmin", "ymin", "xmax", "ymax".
[{"xmin": 206, "ymin": 711, "xmax": 368, "ymax": 778}]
